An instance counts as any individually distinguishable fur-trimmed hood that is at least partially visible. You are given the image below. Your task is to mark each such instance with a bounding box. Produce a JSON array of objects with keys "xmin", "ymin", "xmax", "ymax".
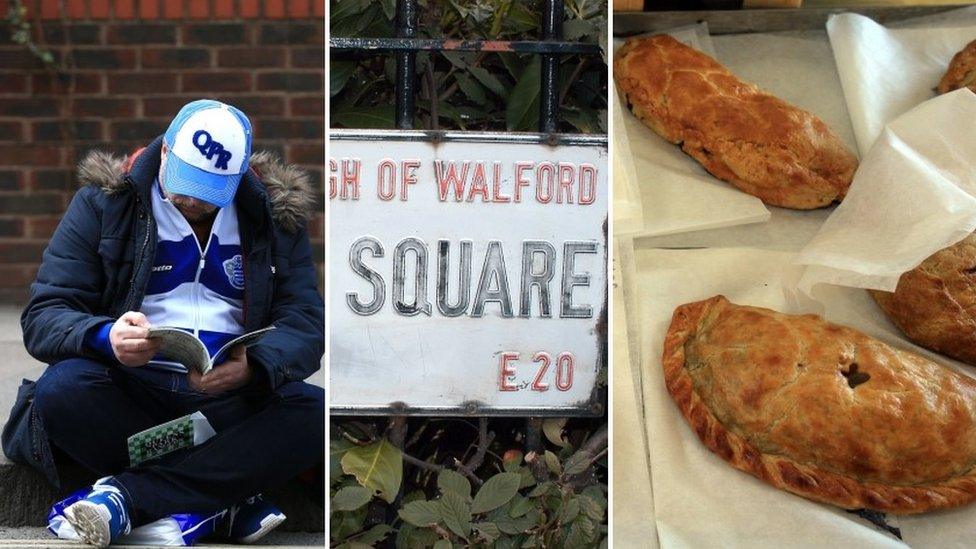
[{"xmin": 76, "ymin": 148, "xmax": 315, "ymax": 233}]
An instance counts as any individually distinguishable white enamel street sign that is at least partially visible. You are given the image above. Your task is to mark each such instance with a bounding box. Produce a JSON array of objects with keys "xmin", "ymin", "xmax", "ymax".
[{"xmin": 329, "ymin": 131, "xmax": 608, "ymax": 415}]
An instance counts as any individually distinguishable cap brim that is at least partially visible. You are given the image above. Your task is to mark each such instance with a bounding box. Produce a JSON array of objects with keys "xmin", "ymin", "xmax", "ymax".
[{"xmin": 162, "ymin": 155, "xmax": 241, "ymax": 208}]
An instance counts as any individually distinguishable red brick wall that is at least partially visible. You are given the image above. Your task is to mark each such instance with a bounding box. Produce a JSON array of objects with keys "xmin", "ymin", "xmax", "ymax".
[{"xmin": 0, "ymin": 0, "xmax": 324, "ymax": 303}]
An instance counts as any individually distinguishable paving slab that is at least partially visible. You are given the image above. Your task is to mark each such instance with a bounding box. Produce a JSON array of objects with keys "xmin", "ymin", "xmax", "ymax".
[{"xmin": 0, "ymin": 526, "xmax": 325, "ymax": 546}]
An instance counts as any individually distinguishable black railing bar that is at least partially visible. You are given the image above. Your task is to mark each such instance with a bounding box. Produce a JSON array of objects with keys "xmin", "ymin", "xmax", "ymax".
[
  {"xmin": 329, "ymin": 129, "xmax": 608, "ymax": 146},
  {"xmin": 330, "ymin": 37, "xmax": 601, "ymax": 55},
  {"xmin": 539, "ymin": 0, "xmax": 563, "ymax": 133},
  {"xmin": 395, "ymin": 0, "xmax": 417, "ymax": 129}
]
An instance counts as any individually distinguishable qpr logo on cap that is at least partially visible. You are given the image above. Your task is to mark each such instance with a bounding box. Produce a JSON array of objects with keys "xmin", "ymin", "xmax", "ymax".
[
  {"xmin": 223, "ymin": 255, "xmax": 245, "ymax": 290},
  {"xmin": 192, "ymin": 130, "xmax": 232, "ymax": 170}
]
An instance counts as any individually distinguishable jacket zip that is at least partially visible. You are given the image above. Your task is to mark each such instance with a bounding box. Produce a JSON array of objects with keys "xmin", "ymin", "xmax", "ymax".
[{"xmin": 124, "ymin": 179, "xmax": 153, "ymax": 313}]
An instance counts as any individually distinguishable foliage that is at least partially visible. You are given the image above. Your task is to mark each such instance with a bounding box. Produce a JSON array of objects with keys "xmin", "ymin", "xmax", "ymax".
[
  {"xmin": 330, "ymin": 0, "xmax": 607, "ymax": 132},
  {"xmin": 4, "ymin": 0, "xmax": 58, "ymax": 69},
  {"xmin": 330, "ymin": 419, "xmax": 608, "ymax": 548}
]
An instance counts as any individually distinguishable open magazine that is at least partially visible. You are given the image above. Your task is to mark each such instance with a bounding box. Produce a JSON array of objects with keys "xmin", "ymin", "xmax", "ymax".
[{"xmin": 146, "ymin": 326, "xmax": 276, "ymax": 375}]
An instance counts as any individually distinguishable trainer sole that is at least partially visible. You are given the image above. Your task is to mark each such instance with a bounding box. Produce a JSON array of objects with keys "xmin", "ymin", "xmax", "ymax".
[
  {"xmin": 237, "ymin": 512, "xmax": 286, "ymax": 544},
  {"xmin": 64, "ymin": 502, "xmax": 110, "ymax": 548}
]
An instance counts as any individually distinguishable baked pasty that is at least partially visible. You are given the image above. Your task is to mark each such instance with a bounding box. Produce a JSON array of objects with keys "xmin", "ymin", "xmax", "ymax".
[
  {"xmin": 663, "ymin": 295, "xmax": 976, "ymax": 514},
  {"xmin": 614, "ymin": 35, "xmax": 858, "ymax": 210},
  {"xmin": 938, "ymin": 39, "xmax": 976, "ymax": 94},
  {"xmin": 871, "ymin": 233, "xmax": 976, "ymax": 366}
]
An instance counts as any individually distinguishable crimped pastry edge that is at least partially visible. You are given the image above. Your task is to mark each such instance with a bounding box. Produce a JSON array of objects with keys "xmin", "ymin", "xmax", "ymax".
[{"xmin": 661, "ymin": 295, "xmax": 976, "ymax": 515}]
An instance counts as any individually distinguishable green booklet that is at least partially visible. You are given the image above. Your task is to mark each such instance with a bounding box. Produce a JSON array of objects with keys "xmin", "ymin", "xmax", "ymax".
[{"xmin": 127, "ymin": 412, "xmax": 216, "ymax": 466}]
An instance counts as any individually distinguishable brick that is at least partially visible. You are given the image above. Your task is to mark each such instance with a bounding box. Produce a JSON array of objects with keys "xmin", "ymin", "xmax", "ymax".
[
  {"xmin": 313, "ymin": 0, "xmax": 324, "ymax": 17},
  {"xmin": 257, "ymin": 119, "xmax": 323, "ymax": 139},
  {"xmin": 41, "ymin": 0, "xmax": 59, "ymax": 18},
  {"xmin": 114, "ymin": 0, "xmax": 135, "ymax": 19},
  {"xmin": 70, "ymin": 142, "xmax": 137, "ymax": 164},
  {"xmin": 0, "ymin": 74, "xmax": 27, "ymax": 94},
  {"xmin": 259, "ymin": 23, "xmax": 321, "ymax": 45},
  {"xmin": 106, "ymin": 24, "xmax": 176, "ymax": 44},
  {"xmin": 188, "ymin": 1, "xmax": 209, "ymax": 18},
  {"xmin": 265, "ymin": 0, "xmax": 286, "ymax": 18},
  {"xmin": 0, "ymin": 266, "xmax": 37, "ymax": 290},
  {"xmin": 140, "ymin": 0, "xmax": 160, "ymax": 19},
  {"xmin": 0, "ymin": 171, "xmax": 22, "ymax": 191},
  {"xmin": 67, "ymin": 0, "xmax": 86, "ymax": 18},
  {"xmin": 217, "ymin": 47, "xmax": 285, "ymax": 68},
  {"xmin": 182, "ymin": 72, "xmax": 252, "ymax": 93},
  {"xmin": 290, "ymin": 96, "xmax": 323, "ymax": 116},
  {"xmin": 251, "ymin": 141, "xmax": 284, "ymax": 160},
  {"xmin": 163, "ymin": 1, "xmax": 182, "ymax": 18},
  {"xmin": 72, "ymin": 49, "xmax": 137, "ymax": 70},
  {"xmin": 142, "ymin": 48, "xmax": 211, "ymax": 69},
  {"xmin": 0, "ymin": 98, "xmax": 60, "ymax": 117},
  {"xmin": 184, "ymin": 23, "xmax": 246, "ymax": 45},
  {"xmin": 27, "ymin": 217, "xmax": 63, "ymax": 239},
  {"xmin": 290, "ymin": 0, "xmax": 311, "ymax": 17},
  {"xmin": 33, "ymin": 73, "xmax": 102, "ymax": 94},
  {"xmin": 240, "ymin": 0, "xmax": 259, "ymax": 17},
  {"xmin": 291, "ymin": 48, "xmax": 323, "ymax": 68},
  {"xmin": 72, "ymin": 97, "xmax": 136, "ymax": 117},
  {"xmin": 111, "ymin": 120, "xmax": 167, "ymax": 141},
  {"xmin": 142, "ymin": 96, "xmax": 197, "ymax": 117},
  {"xmin": 214, "ymin": 0, "xmax": 234, "ymax": 18},
  {"xmin": 0, "ymin": 241, "xmax": 50, "ymax": 263},
  {"xmin": 0, "ymin": 218, "xmax": 24, "ymax": 237},
  {"xmin": 0, "ymin": 146, "xmax": 63, "ymax": 166},
  {"xmin": 108, "ymin": 73, "xmax": 178, "ymax": 94},
  {"xmin": 33, "ymin": 120, "xmax": 102, "ymax": 142},
  {"xmin": 90, "ymin": 0, "xmax": 110, "ymax": 18},
  {"xmin": 0, "ymin": 50, "xmax": 47, "ymax": 70},
  {"xmin": 287, "ymin": 143, "xmax": 322, "ymax": 165},
  {"xmin": 32, "ymin": 169, "xmax": 74, "ymax": 191},
  {"xmin": 41, "ymin": 25, "xmax": 102, "ymax": 45},
  {"xmin": 0, "ymin": 122, "xmax": 22, "ymax": 141},
  {"xmin": 257, "ymin": 72, "xmax": 321, "ymax": 92},
  {"xmin": 220, "ymin": 96, "xmax": 285, "ymax": 116},
  {"xmin": 0, "ymin": 194, "xmax": 64, "ymax": 214}
]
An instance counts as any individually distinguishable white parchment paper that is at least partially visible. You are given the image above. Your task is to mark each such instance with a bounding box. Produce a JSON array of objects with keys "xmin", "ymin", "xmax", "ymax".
[
  {"xmin": 796, "ymin": 90, "xmax": 976, "ymax": 296},
  {"xmin": 827, "ymin": 12, "xmax": 976, "ymax": 155},
  {"xmin": 623, "ymin": 241, "xmax": 976, "ymax": 548}
]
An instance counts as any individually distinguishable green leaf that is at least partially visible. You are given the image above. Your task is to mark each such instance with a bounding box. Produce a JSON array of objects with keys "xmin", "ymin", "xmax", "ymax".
[
  {"xmin": 438, "ymin": 469, "xmax": 472, "ymax": 501},
  {"xmin": 508, "ymin": 494, "xmax": 532, "ymax": 518},
  {"xmin": 583, "ymin": 486, "xmax": 607, "ymax": 511},
  {"xmin": 471, "ymin": 472, "xmax": 521, "ymax": 514},
  {"xmin": 542, "ymin": 418, "xmax": 569, "ymax": 448},
  {"xmin": 456, "ymin": 74, "xmax": 489, "ymax": 106},
  {"xmin": 330, "ymin": 505, "xmax": 368, "ymax": 543},
  {"xmin": 333, "ymin": 485, "xmax": 373, "ymax": 511},
  {"xmin": 330, "ymin": 438, "xmax": 355, "ymax": 484},
  {"xmin": 505, "ymin": 56, "xmax": 540, "ymax": 131},
  {"xmin": 580, "ymin": 493, "xmax": 604, "ymax": 521},
  {"xmin": 357, "ymin": 524, "xmax": 393, "ymax": 545},
  {"xmin": 544, "ymin": 451, "xmax": 562, "ymax": 476},
  {"xmin": 469, "ymin": 65, "xmax": 508, "ymax": 100},
  {"xmin": 528, "ymin": 481, "xmax": 553, "ymax": 498},
  {"xmin": 473, "ymin": 521, "xmax": 501, "ymax": 543},
  {"xmin": 503, "ymin": 2, "xmax": 538, "ymax": 34},
  {"xmin": 340, "ymin": 542, "xmax": 374, "ymax": 549},
  {"xmin": 565, "ymin": 515, "xmax": 597, "ymax": 548},
  {"xmin": 330, "ymin": 61, "xmax": 357, "ymax": 98},
  {"xmin": 332, "ymin": 105, "xmax": 396, "ymax": 130},
  {"xmin": 563, "ymin": 18, "xmax": 594, "ymax": 41},
  {"xmin": 563, "ymin": 452, "xmax": 590, "ymax": 476},
  {"xmin": 439, "ymin": 491, "xmax": 472, "ymax": 539},
  {"xmin": 433, "ymin": 540, "xmax": 452, "ymax": 549},
  {"xmin": 398, "ymin": 500, "xmax": 441, "ymax": 527},
  {"xmin": 517, "ymin": 466, "xmax": 537, "ymax": 489},
  {"xmin": 340, "ymin": 439, "xmax": 403, "ymax": 503},
  {"xmin": 493, "ymin": 506, "xmax": 540, "ymax": 535},
  {"xmin": 558, "ymin": 497, "xmax": 581, "ymax": 525}
]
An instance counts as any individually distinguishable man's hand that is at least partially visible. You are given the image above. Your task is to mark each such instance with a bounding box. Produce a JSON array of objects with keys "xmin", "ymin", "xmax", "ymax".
[
  {"xmin": 110, "ymin": 311, "xmax": 160, "ymax": 367},
  {"xmin": 189, "ymin": 345, "xmax": 253, "ymax": 395}
]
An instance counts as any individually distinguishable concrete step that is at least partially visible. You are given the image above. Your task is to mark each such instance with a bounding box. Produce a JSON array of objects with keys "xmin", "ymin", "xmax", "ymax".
[
  {"xmin": 0, "ymin": 307, "xmax": 324, "ymax": 533},
  {"xmin": 0, "ymin": 526, "xmax": 325, "ymax": 546}
]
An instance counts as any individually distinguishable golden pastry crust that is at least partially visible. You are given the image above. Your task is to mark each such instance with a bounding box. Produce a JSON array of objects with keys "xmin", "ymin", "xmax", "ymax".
[
  {"xmin": 614, "ymin": 35, "xmax": 858, "ymax": 210},
  {"xmin": 871, "ymin": 233, "xmax": 976, "ymax": 366},
  {"xmin": 938, "ymin": 39, "xmax": 976, "ymax": 94},
  {"xmin": 663, "ymin": 295, "xmax": 976, "ymax": 514}
]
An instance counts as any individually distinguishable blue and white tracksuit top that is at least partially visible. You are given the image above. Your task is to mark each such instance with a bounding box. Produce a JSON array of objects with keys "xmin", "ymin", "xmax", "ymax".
[{"xmin": 87, "ymin": 181, "xmax": 245, "ymax": 373}]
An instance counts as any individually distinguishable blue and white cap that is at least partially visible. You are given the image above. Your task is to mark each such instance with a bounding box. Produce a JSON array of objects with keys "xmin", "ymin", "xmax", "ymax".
[{"xmin": 162, "ymin": 99, "xmax": 252, "ymax": 208}]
